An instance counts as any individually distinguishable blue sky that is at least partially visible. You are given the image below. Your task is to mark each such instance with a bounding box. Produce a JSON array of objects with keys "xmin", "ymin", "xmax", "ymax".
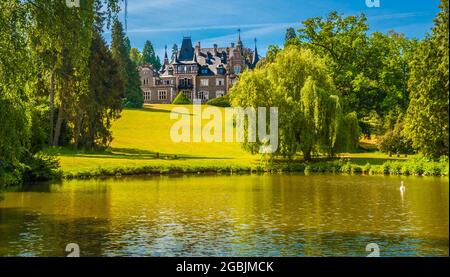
[{"xmin": 106, "ymin": 0, "xmax": 441, "ymax": 59}]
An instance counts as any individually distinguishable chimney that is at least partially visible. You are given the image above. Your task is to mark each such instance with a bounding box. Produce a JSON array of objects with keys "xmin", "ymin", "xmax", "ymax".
[
  {"xmin": 195, "ymin": 41, "xmax": 201, "ymax": 56},
  {"xmin": 213, "ymin": 44, "xmax": 218, "ymax": 55},
  {"xmin": 231, "ymin": 42, "xmax": 235, "ymax": 48}
]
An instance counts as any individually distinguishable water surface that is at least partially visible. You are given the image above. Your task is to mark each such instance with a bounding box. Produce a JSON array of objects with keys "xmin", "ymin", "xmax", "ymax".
[{"xmin": 0, "ymin": 174, "xmax": 448, "ymax": 256}]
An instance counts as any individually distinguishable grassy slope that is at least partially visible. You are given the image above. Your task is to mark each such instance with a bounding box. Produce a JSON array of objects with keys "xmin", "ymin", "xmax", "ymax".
[
  {"xmin": 51, "ymin": 104, "xmax": 422, "ymax": 176},
  {"xmin": 57, "ymin": 104, "xmax": 256, "ymax": 174}
]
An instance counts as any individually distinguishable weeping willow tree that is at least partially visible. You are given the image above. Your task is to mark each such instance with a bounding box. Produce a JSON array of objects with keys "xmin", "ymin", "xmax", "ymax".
[{"xmin": 230, "ymin": 45, "xmax": 360, "ymax": 161}]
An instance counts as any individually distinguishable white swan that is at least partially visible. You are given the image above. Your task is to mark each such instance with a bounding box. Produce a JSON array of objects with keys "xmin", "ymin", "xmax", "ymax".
[{"xmin": 400, "ymin": 181, "xmax": 406, "ymax": 193}]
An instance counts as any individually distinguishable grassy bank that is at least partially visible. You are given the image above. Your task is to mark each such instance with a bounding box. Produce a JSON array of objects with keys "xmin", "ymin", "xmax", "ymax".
[{"xmin": 44, "ymin": 105, "xmax": 448, "ymax": 179}]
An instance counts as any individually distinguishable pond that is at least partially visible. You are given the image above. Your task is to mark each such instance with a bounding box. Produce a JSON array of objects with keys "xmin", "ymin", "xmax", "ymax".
[{"xmin": 0, "ymin": 174, "xmax": 448, "ymax": 257}]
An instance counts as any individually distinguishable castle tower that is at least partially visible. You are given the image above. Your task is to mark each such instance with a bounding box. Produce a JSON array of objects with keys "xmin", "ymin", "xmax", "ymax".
[
  {"xmin": 178, "ymin": 36, "xmax": 194, "ymax": 61},
  {"xmin": 163, "ymin": 45, "xmax": 169, "ymax": 66},
  {"xmin": 252, "ymin": 38, "xmax": 260, "ymax": 68}
]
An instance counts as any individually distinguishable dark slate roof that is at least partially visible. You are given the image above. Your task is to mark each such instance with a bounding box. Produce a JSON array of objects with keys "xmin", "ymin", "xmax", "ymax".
[
  {"xmin": 178, "ymin": 37, "xmax": 195, "ymax": 61},
  {"xmin": 195, "ymin": 48, "xmax": 231, "ymax": 75}
]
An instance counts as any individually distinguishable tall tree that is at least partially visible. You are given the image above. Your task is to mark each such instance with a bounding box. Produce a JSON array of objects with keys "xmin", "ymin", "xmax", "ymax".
[
  {"xmin": 111, "ymin": 19, "xmax": 143, "ymax": 108},
  {"xmin": 1, "ymin": 0, "xmax": 123, "ymax": 185},
  {"xmin": 142, "ymin": 40, "xmax": 161, "ymax": 71},
  {"xmin": 298, "ymin": 11, "xmax": 415, "ymax": 137},
  {"xmin": 403, "ymin": 0, "xmax": 449, "ymax": 158},
  {"xmin": 285, "ymin": 27, "xmax": 298, "ymax": 46},
  {"xmin": 171, "ymin": 43, "xmax": 179, "ymax": 61},
  {"xmin": 0, "ymin": 1, "xmax": 32, "ymax": 185},
  {"xmin": 75, "ymin": 29, "xmax": 124, "ymax": 149},
  {"xmin": 230, "ymin": 46, "xmax": 359, "ymax": 160},
  {"xmin": 130, "ymin": 48, "xmax": 143, "ymax": 66}
]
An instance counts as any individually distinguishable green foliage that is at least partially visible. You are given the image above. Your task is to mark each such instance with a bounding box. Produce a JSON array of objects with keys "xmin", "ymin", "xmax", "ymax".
[
  {"xmin": 298, "ymin": 12, "xmax": 416, "ymax": 136},
  {"xmin": 403, "ymin": 0, "xmax": 449, "ymax": 158},
  {"xmin": 0, "ymin": 95, "xmax": 31, "ymax": 186},
  {"xmin": 130, "ymin": 48, "xmax": 143, "ymax": 66},
  {"xmin": 22, "ymin": 152, "xmax": 62, "ymax": 182},
  {"xmin": 171, "ymin": 44, "xmax": 179, "ymax": 61},
  {"xmin": 112, "ymin": 19, "xmax": 143, "ymax": 108},
  {"xmin": 264, "ymin": 45, "xmax": 282, "ymax": 64},
  {"xmin": 172, "ymin": 92, "xmax": 192, "ymax": 105},
  {"xmin": 142, "ymin": 40, "xmax": 161, "ymax": 71},
  {"xmin": 285, "ymin": 27, "xmax": 299, "ymax": 46},
  {"xmin": 0, "ymin": 0, "xmax": 122, "ymax": 186},
  {"xmin": 230, "ymin": 46, "xmax": 359, "ymax": 160},
  {"xmin": 377, "ymin": 122, "xmax": 413, "ymax": 155},
  {"xmin": 207, "ymin": 95, "xmax": 231, "ymax": 107},
  {"xmin": 76, "ymin": 29, "xmax": 124, "ymax": 150}
]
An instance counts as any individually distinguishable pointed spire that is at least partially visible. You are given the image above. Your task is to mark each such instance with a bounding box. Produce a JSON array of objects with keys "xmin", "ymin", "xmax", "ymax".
[
  {"xmin": 252, "ymin": 38, "xmax": 260, "ymax": 67},
  {"xmin": 237, "ymin": 28, "xmax": 243, "ymax": 48},
  {"xmin": 164, "ymin": 45, "xmax": 169, "ymax": 65}
]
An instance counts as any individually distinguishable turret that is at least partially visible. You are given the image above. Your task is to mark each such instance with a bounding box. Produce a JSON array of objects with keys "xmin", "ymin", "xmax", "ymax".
[{"xmin": 251, "ymin": 38, "xmax": 260, "ymax": 68}]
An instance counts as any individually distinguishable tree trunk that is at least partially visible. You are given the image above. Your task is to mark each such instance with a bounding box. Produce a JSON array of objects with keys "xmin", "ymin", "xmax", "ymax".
[
  {"xmin": 74, "ymin": 109, "xmax": 83, "ymax": 150},
  {"xmin": 49, "ymin": 71, "xmax": 55, "ymax": 146},
  {"xmin": 53, "ymin": 102, "xmax": 65, "ymax": 146},
  {"xmin": 304, "ymin": 149, "xmax": 312, "ymax": 161}
]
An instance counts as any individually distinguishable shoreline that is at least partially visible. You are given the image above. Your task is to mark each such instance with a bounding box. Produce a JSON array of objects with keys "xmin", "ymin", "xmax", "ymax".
[{"xmin": 62, "ymin": 159, "xmax": 449, "ymax": 180}]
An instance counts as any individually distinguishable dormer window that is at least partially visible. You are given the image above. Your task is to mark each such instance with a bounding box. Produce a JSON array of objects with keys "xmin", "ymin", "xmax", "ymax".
[{"xmin": 201, "ymin": 68, "xmax": 208, "ymax": 74}]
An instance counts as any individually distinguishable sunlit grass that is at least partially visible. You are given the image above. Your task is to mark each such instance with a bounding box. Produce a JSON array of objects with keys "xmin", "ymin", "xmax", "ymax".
[{"xmin": 49, "ymin": 104, "xmax": 417, "ymax": 176}]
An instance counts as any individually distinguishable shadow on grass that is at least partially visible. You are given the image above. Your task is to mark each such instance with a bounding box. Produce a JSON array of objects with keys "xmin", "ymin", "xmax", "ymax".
[
  {"xmin": 50, "ymin": 147, "xmax": 232, "ymax": 161},
  {"xmin": 126, "ymin": 106, "xmax": 193, "ymax": 116}
]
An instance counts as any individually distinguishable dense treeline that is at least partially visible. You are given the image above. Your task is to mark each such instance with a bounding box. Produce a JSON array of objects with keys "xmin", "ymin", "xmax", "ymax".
[
  {"xmin": 233, "ymin": 0, "xmax": 448, "ymax": 161},
  {"xmin": 0, "ymin": 0, "xmax": 140, "ymax": 186}
]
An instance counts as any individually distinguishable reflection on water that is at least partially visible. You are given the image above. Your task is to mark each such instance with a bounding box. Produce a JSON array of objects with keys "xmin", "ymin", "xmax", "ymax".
[{"xmin": 0, "ymin": 174, "xmax": 448, "ymax": 257}]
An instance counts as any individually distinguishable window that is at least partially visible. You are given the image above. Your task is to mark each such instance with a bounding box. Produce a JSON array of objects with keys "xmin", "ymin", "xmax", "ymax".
[
  {"xmin": 234, "ymin": 66, "xmax": 241, "ymax": 74},
  {"xmin": 198, "ymin": 91, "xmax": 209, "ymax": 100},
  {"xmin": 200, "ymin": 79, "xmax": 209, "ymax": 87},
  {"xmin": 217, "ymin": 68, "xmax": 225, "ymax": 75},
  {"xmin": 216, "ymin": 91, "xmax": 225, "ymax": 98},
  {"xmin": 143, "ymin": 90, "xmax": 152, "ymax": 101},
  {"xmin": 182, "ymin": 91, "xmax": 192, "ymax": 99},
  {"xmin": 201, "ymin": 68, "xmax": 208, "ymax": 74},
  {"xmin": 158, "ymin": 90, "xmax": 167, "ymax": 100},
  {"xmin": 216, "ymin": 79, "xmax": 225, "ymax": 86}
]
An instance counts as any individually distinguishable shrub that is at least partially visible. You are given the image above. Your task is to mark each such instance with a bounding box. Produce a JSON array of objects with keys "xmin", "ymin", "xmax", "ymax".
[
  {"xmin": 362, "ymin": 163, "xmax": 371, "ymax": 174},
  {"xmin": 172, "ymin": 92, "xmax": 191, "ymax": 104},
  {"xmin": 389, "ymin": 162, "xmax": 402, "ymax": 175},
  {"xmin": 340, "ymin": 162, "xmax": 352, "ymax": 174},
  {"xmin": 380, "ymin": 163, "xmax": 390, "ymax": 175},
  {"xmin": 207, "ymin": 94, "xmax": 231, "ymax": 107},
  {"xmin": 22, "ymin": 152, "xmax": 62, "ymax": 182},
  {"xmin": 351, "ymin": 165, "xmax": 362, "ymax": 174},
  {"xmin": 377, "ymin": 123, "xmax": 414, "ymax": 155}
]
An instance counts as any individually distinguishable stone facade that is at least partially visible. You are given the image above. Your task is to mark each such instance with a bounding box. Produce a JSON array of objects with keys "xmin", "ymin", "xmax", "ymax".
[{"xmin": 139, "ymin": 34, "xmax": 260, "ymax": 104}]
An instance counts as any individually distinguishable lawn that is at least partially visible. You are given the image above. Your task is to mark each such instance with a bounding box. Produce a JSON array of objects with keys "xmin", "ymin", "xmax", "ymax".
[
  {"xmin": 48, "ymin": 104, "xmax": 416, "ymax": 176},
  {"xmin": 54, "ymin": 104, "xmax": 257, "ymax": 175}
]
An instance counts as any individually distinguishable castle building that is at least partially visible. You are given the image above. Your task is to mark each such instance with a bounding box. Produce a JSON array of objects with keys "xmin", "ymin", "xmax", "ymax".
[{"xmin": 139, "ymin": 33, "xmax": 260, "ymax": 104}]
